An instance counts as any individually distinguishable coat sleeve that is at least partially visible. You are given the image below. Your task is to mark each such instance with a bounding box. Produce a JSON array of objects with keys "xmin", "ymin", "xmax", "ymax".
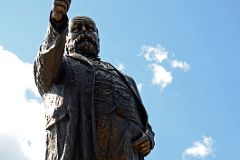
[
  {"xmin": 33, "ymin": 14, "xmax": 69, "ymax": 96},
  {"xmin": 126, "ymin": 75, "xmax": 155, "ymax": 150}
]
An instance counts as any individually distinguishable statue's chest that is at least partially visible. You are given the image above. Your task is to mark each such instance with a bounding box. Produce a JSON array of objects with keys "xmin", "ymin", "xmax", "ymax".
[
  {"xmin": 93, "ymin": 61, "xmax": 133, "ymax": 105},
  {"xmin": 94, "ymin": 61, "xmax": 127, "ymax": 90},
  {"xmin": 66, "ymin": 58, "xmax": 133, "ymax": 104}
]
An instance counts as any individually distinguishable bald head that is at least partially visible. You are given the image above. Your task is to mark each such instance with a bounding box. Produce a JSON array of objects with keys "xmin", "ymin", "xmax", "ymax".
[{"xmin": 69, "ymin": 16, "xmax": 98, "ymax": 33}]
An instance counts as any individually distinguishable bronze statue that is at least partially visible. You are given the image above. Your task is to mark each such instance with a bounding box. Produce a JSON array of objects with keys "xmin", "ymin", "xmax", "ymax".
[{"xmin": 34, "ymin": 0, "xmax": 155, "ymax": 159}]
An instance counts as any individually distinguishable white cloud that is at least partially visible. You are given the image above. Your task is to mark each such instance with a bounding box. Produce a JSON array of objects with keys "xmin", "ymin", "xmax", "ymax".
[
  {"xmin": 0, "ymin": 133, "xmax": 28, "ymax": 160},
  {"xmin": 116, "ymin": 63, "xmax": 125, "ymax": 72},
  {"xmin": 171, "ymin": 60, "xmax": 191, "ymax": 72},
  {"xmin": 150, "ymin": 64, "xmax": 172, "ymax": 90},
  {"xmin": 182, "ymin": 136, "xmax": 215, "ymax": 159},
  {"xmin": 140, "ymin": 44, "xmax": 191, "ymax": 90},
  {"xmin": 0, "ymin": 46, "xmax": 45, "ymax": 160},
  {"xmin": 137, "ymin": 83, "xmax": 143, "ymax": 92},
  {"xmin": 141, "ymin": 44, "xmax": 168, "ymax": 63}
]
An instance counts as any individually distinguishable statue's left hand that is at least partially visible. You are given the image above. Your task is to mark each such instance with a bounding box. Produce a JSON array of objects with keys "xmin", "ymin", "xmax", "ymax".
[{"xmin": 133, "ymin": 133, "xmax": 151, "ymax": 156}]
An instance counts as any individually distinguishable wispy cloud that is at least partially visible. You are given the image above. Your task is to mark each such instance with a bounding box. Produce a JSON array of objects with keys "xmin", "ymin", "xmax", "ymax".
[
  {"xmin": 137, "ymin": 83, "xmax": 143, "ymax": 92},
  {"xmin": 140, "ymin": 44, "xmax": 191, "ymax": 90},
  {"xmin": 171, "ymin": 60, "xmax": 191, "ymax": 72},
  {"xmin": 0, "ymin": 45, "xmax": 45, "ymax": 160},
  {"xmin": 182, "ymin": 136, "xmax": 215, "ymax": 160},
  {"xmin": 150, "ymin": 64, "xmax": 172, "ymax": 90},
  {"xmin": 141, "ymin": 44, "xmax": 168, "ymax": 63},
  {"xmin": 116, "ymin": 63, "xmax": 125, "ymax": 72}
]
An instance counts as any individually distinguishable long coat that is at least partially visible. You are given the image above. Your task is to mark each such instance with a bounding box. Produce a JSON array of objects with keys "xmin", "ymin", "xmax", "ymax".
[{"xmin": 34, "ymin": 17, "xmax": 154, "ymax": 160}]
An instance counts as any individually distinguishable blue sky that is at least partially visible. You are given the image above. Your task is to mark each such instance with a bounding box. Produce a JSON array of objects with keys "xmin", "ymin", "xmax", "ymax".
[{"xmin": 0, "ymin": 0, "xmax": 240, "ymax": 160}]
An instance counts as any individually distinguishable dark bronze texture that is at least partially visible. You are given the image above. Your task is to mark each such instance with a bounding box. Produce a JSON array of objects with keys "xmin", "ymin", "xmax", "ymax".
[{"xmin": 34, "ymin": 1, "xmax": 155, "ymax": 159}]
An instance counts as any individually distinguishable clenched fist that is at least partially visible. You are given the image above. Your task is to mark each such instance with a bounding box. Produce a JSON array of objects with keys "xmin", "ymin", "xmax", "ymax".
[
  {"xmin": 133, "ymin": 133, "xmax": 151, "ymax": 156},
  {"xmin": 51, "ymin": 0, "xmax": 71, "ymax": 21}
]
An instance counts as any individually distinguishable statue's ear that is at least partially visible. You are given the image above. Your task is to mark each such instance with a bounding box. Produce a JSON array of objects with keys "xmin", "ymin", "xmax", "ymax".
[
  {"xmin": 65, "ymin": 46, "xmax": 69, "ymax": 54},
  {"xmin": 65, "ymin": 37, "xmax": 71, "ymax": 54},
  {"xmin": 96, "ymin": 37, "xmax": 100, "ymax": 54}
]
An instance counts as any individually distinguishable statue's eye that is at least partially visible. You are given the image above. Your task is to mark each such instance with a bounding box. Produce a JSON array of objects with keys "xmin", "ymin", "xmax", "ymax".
[
  {"xmin": 71, "ymin": 28, "xmax": 78, "ymax": 33},
  {"xmin": 88, "ymin": 27, "xmax": 95, "ymax": 32},
  {"xmin": 71, "ymin": 24, "xmax": 79, "ymax": 33},
  {"xmin": 86, "ymin": 23, "xmax": 96, "ymax": 32}
]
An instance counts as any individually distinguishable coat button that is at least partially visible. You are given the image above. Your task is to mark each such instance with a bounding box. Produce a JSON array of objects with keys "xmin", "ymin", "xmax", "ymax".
[{"xmin": 86, "ymin": 69, "xmax": 91, "ymax": 72}]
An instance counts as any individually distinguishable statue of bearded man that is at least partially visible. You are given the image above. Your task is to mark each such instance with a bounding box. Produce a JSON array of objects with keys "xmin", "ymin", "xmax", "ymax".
[{"xmin": 34, "ymin": 0, "xmax": 155, "ymax": 160}]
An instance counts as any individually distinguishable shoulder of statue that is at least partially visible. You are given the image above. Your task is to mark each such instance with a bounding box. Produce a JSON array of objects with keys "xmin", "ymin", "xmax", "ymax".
[
  {"xmin": 100, "ymin": 61, "xmax": 115, "ymax": 70},
  {"xmin": 124, "ymin": 74, "xmax": 134, "ymax": 84},
  {"xmin": 99, "ymin": 61, "xmax": 136, "ymax": 87}
]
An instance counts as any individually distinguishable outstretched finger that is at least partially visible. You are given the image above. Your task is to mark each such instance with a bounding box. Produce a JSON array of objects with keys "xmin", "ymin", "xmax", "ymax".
[
  {"xmin": 54, "ymin": 1, "xmax": 68, "ymax": 10},
  {"xmin": 53, "ymin": 5, "xmax": 66, "ymax": 16},
  {"xmin": 55, "ymin": 0, "xmax": 71, "ymax": 10}
]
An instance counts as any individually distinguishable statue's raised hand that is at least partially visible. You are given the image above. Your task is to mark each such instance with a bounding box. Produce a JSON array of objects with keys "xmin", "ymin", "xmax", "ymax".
[{"xmin": 51, "ymin": 0, "xmax": 71, "ymax": 21}]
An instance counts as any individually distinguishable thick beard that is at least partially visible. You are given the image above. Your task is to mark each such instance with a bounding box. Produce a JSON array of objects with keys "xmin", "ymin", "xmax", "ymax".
[
  {"xmin": 76, "ymin": 41, "xmax": 96, "ymax": 54},
  {"xmin": 67, "ymin": 36, "xmax": 99, "ymax": 58}
]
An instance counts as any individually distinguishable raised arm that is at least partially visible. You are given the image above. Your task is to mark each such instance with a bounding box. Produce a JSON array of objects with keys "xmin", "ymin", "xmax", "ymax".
[{"xmin": 34, "ymin": 0, "xmax": 71, "ymax": 95}]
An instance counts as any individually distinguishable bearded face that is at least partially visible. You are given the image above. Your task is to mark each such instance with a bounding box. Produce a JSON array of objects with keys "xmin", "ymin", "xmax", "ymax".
[{"xmin": 66, "ymin": 16, "xmax": 100, "ymax": 58}]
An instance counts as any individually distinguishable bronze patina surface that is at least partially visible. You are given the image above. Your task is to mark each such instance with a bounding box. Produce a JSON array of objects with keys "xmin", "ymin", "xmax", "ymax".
[{"xmin": 34, "ymin": 0, "xmax": 155, "ymax": 159}]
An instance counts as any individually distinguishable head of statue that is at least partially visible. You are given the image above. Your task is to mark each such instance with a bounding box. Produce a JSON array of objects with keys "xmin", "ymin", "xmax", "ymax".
[{"xmin": 66, "ymin": 16, "xmax": 100, "ymax": 58}]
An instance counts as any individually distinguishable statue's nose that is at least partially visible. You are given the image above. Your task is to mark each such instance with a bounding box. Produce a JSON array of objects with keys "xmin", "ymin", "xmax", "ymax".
[{"xmin": 80, "ymin": 26, "xmax": 87, "ymax": 33}]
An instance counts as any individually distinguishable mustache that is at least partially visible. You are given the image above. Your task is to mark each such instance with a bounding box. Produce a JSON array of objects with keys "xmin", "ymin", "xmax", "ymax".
[
  {"xmin": 73, "ymin": 33, "xmax": 97, "ymax": 44},
  {"xmin": 66, "ymin": 33, "xmax": 99, "ymax": 55}
]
